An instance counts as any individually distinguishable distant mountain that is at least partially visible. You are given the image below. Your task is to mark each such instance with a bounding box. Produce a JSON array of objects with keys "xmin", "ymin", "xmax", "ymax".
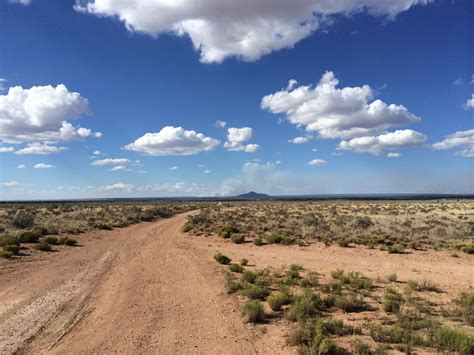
[{"xmin": 234, "ymin": 191, "xmax": 270, "ymax": 199}]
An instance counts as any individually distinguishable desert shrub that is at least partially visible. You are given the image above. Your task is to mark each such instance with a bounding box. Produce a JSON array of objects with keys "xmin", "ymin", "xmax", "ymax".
[
  {"xmin": 0, "ymin": 250, "xmax": 13, "ymax": 259},
  {"xmin": 219, "ymin": 225, "xmax": 239, "ymax": 239},
  {"xmin": 214, "ymin": 252, "xmax": 231, "ymax": 265},
  {"xmin": 93, "ymin": 222, "xmax": 112, "ymax": 230},
  {"xmin": 59, "ymin": 237, "xmax": 78, "ymax": 246},
  {"xmin": 370, "ymin": 325, "xmax": 410, "ymax": 344},
  {"xmin": 387, "ymin": 244, "xmax": 405, "ymax": 254},
  {"xmin": 242, "ymin": 271, "xmax": 256, "ymax": 283},
  {"xmin": 292, "ymin": 319, "xmax": 338, "ymax": 355},
  {"xmin": 253, "ymin": 237, "xmax": 263, "ymax": 246},
  {"xmin": 228, "ymin": 263, "xmax": 244, "ymax": 273},
  {"xmin": 354, "ymin": 216, "xmax": 373, "ymax": 229},
  {"xmin": 242, "ymin": 300, "xmax": 264, "ymax": 323},
  {"xmin": 35, "ymin": 242, "xmax": 52, "ymax": 251},
  {"xmin": 334, "ymin": 294, "xmax": 366, "ymax": 312},
  {"xmin": 17, "ymin": 230, "xmax": 41, "ymax": 243},
  {"xmin": 44, "ymin": 236, "xmax": 59, "ymax": 245},
  {"xmin": 429, "ymin": 326, "xmax": 474, "ymax": 354},
  {"xmin": 383, "ymin": 288, "xmax": 403, "ymax": 313},
  {"xmin": 240, "ymin": 258, "xmax": 248, "ymax": 266},
  {"xmin": 265, "ymin": 233, "xmax": 283, "ymax": 244},
  {"xmin": 462, "ymin": 245, "xmax": 474, "ymax": 254},
  {"xmin": 287, "ymin": 325, "xmax": 310, "ymax": 346},
  {"xmin": 337, "ymin": 238, "xmax": 350, "ymax": 247},
  {"xmin": 225, "ymin": 272, "xmax": 243, "ymax": 293},
  {"xmin": 387, "ymin": 273, "xmax": 398, "ymax": 282},
  {"xmin": 408, "ymin": 279, "xmax": 440, "ymax": 292},
  {"xmin": 353, "ymin": 340, "xmax": 373, "ymax": 355},
  {"xmin": 0, "ymin": 235, "xmax": 19, "ymax": 247},
  {"xmin": 267, "ymin": 291, "xmax": 290, "ymax": 311},
  {"xmin": 285, "ymin": 291, "xmax": 325, "ymax": 321},
  {"xmin": 12, "ymin": 210, "xmax": 35, "ymax": 229},
  {"xmin": 242, "ymin": 284, "xmax": 269, "ymax": 300},
  {"xmin": 323, "ymin": 318, "xmax": 360, "ymax": 336},
  {"xmin": 454, "ymin": 290, "xmax": 474, "ymax": 326},
  {"xmin": 3, "ymin": 244, "xmax": 20, "ymax": 255},
  {"xmin": 300, "ymin": 272, "xmax": 319, "ymax": 288},
  {"xmin": 230, "ymin": 234, "xmax": 245, "ymax": 244}
]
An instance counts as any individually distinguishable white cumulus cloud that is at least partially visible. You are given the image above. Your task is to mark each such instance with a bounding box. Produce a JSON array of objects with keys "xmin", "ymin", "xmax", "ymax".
[
  {"xmin": 289, "ymin": 136, "xmax": 310, "ymax": 144},
  {"xmin": 308, "ymin": 159, "xmax": 326, "ymax": 166},
  {"xmin": 109, "ymin": 165, "xmax": 130, "ymax": 171},
  {"xmin": 75, "ymin": 0, "xmax": 430, "ymax": 63},
  {"xmin": 0, "ymin": 84, "xmax": 101, "ymax": 144},
  {"xmin": 0, "ymin": 146, "xmax": 15, "ymax": 153},
  {"xmin": 432, "ymin": 129, "xmax": 474, "ymax": 158},
  {"xmin": 34, "ymin": 163, "xmax": 55, "ymax": 169},
  {"xmin": 99, "ymin": 182, "xmax": 134, "ymax": 192},
  {"xmin": 17, "ymin": 164, "xmax": 26, "ymax": 169},
  {"xmin": 338, "ymin": 129, "xmax": 427, "ymax": 155},
  {"xmin": 215, "ymin": 120, "xmax": 227, "ymax": 128},
  {"xmin": 261, "ymin": 72, "xmax": 421, "ymax": 139},
  {"xmin": 91, "ymin": 158, "xmax": 132, "ymax": 165},
  {"xmin": 125, "ymin": 126, "xmax": 219, "ymax": 156},
  {"xmin": 224, "ymin": 127, "xmax": 259, "ymax": 152},
  {"xmin": 14, "ymin": 142, "xmax": 68, "ymax": 155}
]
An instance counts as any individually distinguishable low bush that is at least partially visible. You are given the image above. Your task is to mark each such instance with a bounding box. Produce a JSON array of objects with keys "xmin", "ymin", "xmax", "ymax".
[
  {"xmin": 228, "ymin": 263, "xmax": 244, "ymax": 273},
  {"xmin": 242, "ymin": 300, "xmax": 264, "ymax": 323},
  {"xmin": 44, "ymin": 236, "xmax": 60, "ymax": 245},
  {"xmin": 3, "ymin": 244, "xmax": 20, "ymax": 255},
  {"xmin": 12, "ymin": 210, "xmax": 35, "ymax": 229},
  {"xmin": 429, "ymin": 326, "xmax": 474, "ymax": 354},
  {"xmin": 219, "ymin": 225, "xmax": 239, "ymax": 239},
  {"xmin": 337, "ymin": 238, "xmax": 350, "ymax": 247},
  {"xmin": 267, "ymin": 291, "xmax": 290, "ymax": 311},
  {"xmin": 35, "ymin": 242, "xmax": 52, "ymax": 251},
  {"xmin": 265, "ymin": 233, "xmax": 283, "ymax": 244},
  {"xmin": 0, "ymin": 250, "xmax": 13, "ymax": 259},
  {"xmin": 242, "ymin": 271, "xmax": 256, "ymax": 283},
  {"xmin": 353, "ymin": 340, "xmax": 373, "ymax": 355},
  {"xmin": 230, "ymin": 234, "xmax": 245, "ymax": 244},
  {"xmin": 253, "ymin": 237, "xmax": 263, "ymax": 246},
  {"xmin": 17, "ymin": 230, "xmax": 41, "ymax": 243},
  {"xmin": 387, "ymin": 273, "xmax": 398, "ymax": 282},
  {"xmin": 387, "ymin": 244, "xmax": 405, "ymax": 254},
  {"xmin": 300, "ymin": 272, "xmax": 319, "ymax": 288},
  {"xmin": 240, "ymin": 258, "xmax": 248, "ymax": 266},
  {"xmin": 60, "ymin": 237, "xmax": 78, "ymax": 246},
  {"xmin": 334, "ymin": 293, "xmax": 366, "ymax": 312},
  {"xmin": 383, "ymin": 287, "xmax": 403, "ymax": 313},
  {"xmin": 0, "ymin": 235, "xmax": 19, "ymax": 247},
  {"xmin": 285, "ymin": 291, "xmax": 324, "ymax": 321},
  {"xmin": 242, "ymin": 284, "xmax": 269, "ymax": 300},
  {"xmin": 214, "ymin": 252, "xmax": 231, "ymax": 265}
]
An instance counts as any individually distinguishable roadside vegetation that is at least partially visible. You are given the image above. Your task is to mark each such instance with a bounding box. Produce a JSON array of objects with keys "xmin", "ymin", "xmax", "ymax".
[
  {"xmin": 184, "ymin": 200, "xmax": 474, "ymax": 253},
  {"xmin": 214, "ymin": 252, "xmax": 474, "ymax": 354},
  {"xmin": 0, "ymin": 201, "xmax": 201, "ymax": 259}
]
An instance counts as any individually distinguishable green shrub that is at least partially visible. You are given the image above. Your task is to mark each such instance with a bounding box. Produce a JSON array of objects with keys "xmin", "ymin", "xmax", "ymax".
[
  {"xmin": 242, "ymin": 300, "xmax": 264, "ymax": 323},
  {"xmin": 0, "ymin": 235, "xmax": 19, "ymax": 247},
  {"xmin": 387, "ymin": 273, "xmax": 398, "ymax": 282},
  {"xmin": 60, "ymin": 237, "xmax": 78, "ymax": 246},
  {"xmin": 44, "ymin": 236, "xmax": 59, "ymax": 245},
  {"xmin": 12, "ymin": 210, "xmax": 35, "ymax": 229},
  {"xmin": 228, "ymin": 263, "xmax": 244, "ymax": 273},
  {"xmin": 265, "ymin": 233, "xmax": 283, "ymax": 244},
  {"xmin": 387, "ymin": 244, "xmax": 405, "ymax": 254},
  {"xmin": 230, "ymin": 234, "xmax": 245, "ymax": 244},
  {"xmin": 240, "ymin": 258, "xmax": 248, "ymax": 266},
  {"xmin": 214, "ymin": 252, "xmax": 231, "ymax": 265},
  {"xmin": 456, "ymin": 290, "xmax": 474, "ymax": 325},
  {"xmin": 253, "ymin": 237, "xmax": 263, "ymax": 246},
  {"xmin": 0, "ymin": 250, "xmax": 13, "ymax": 259},
  {"xmin": 383, "ymin": 288, "xmax": 403, "ymax": 313},
  {"xmin": 334, "ymin": 294, "xmax": 366, "ymax": 312},
  {"xmin": 3, "ymin": 244, "xmax": 20, "ymax": 255},
  {"xmin": 429, "ymin": 326, "xmax": 474, "ymax": 354},
  {"xmin": 300, "ymin": 272, "xmax": 319, "ymax": 288},
  {"xmin": 242, "ymin": 271, "xmax": 256, "ymax": 283},
  {"xmin": 353, "ymin": 340, "xmax": 373, "ymax": 355},
  {"xmin": 35, "ymin": 242, "xmax": 52, "ymax": 251},
  {"xmin": 285, "ymin": 291, "xmax": 324, "ymax": 321},
  {"xmin": 219, "ymin": 225, "xmax": 239, "ymax": 239},
  {"xmin": 267, "ymin": 291, "xmax": 290, "ymax": 311},
  {"xmin": 242, "ymin": 284, "xmax": 269, "ymax": 300},
  {"xmin": 337, "ymin": 238, "xmax": 350, "ymax": 247},
  {"xmin": 17, "ymin": 230, "xmax": 41, "ymax": 243}
]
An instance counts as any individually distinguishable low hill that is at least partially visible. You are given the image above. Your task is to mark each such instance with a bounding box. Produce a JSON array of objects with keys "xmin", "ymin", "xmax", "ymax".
[{"xmin": 233, "ymin": 191, "xmax": 270, "ymax": 199}]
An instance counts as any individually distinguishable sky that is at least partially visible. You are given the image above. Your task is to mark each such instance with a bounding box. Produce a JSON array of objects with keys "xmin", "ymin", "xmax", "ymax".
[{"xmin": 0, "ymin": 0, "xmax": 472, "ymax": 200}]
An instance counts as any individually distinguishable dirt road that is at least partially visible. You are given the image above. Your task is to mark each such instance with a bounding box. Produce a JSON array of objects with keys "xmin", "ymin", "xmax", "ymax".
[
  {"xmin": 1, "ymin": 212, "xmax": 472, "ymax": 354},
  {"xmin": 0, "ymin": 213, "xmax": 286, "ymax": 354}
]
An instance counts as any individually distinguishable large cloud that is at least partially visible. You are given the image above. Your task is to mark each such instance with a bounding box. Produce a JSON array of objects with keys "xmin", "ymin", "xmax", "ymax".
[
  {"xmin": 338, "ymin": 129, "xmax": 427, "ymax": 154},
  {"xmin": 75, "ymin": 0, "xmax": 429, "ymax": 63},
  {"xmin": 262, "ymin": 72, "xmax": 421, "ymax": 139},
  {"xmin": 224, "ymin": 127, "xmax": 259, "ymax": 152},
  {"xmin": 124, "ymin": 126, "xmax": 220, "ymax": 156},
  {"xmin": 432, "ymin": 129, "xmax": 474, "ymax": 158},
  {"xmin": 0, "ymin": 84, "xmax": 101, "ymax": 144}
]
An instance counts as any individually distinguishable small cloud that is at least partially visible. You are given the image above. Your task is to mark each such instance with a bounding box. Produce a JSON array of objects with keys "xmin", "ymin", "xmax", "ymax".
[
  {"xmin": 0, "ymin": 146, "xmax": 15, "ymax": 153},
  {"xmin": 453, "ymin": 77, "xmax": 464, "ymax": 86},
  {"xmin": 92, "ymin": 158, "xmax": 131, "ymax": 166},
  {"xmin": 8, "ymin": 0, "xmax": 30, "ymax": 5},
  {"xmin": 197, "ymin": 164, "xmax": 206, "ymax": 168},
  {"xmin": 93, "ymin": 150, "xmax": 102, "ymax": 155},
  {"xmin": 99, "ymin": 182, "xmax": 134, "ymax": 192},
  {"xmin": 224, "ymin": 127, "xmax": 259, "ymax": 152},
  {"xmin": 168, "ymin": 166, "xmax": 179, "ymax": 170},
  {"xmin": 34, "ymin": 163, "xmax": 54, "ymax": 169},
  {"xmin": 312, "ymin": 148, "xmax": 318, "ymax": 152},
  {"xmin": 308, "ymin": 159, "xmax": 326, "ymax": 166},
  {"xmin": 137, "ymin": 170, "xmax": 148, "ymax": 174},
  {"xmin": 0, "ymin": 181, "xmax": 19, "ymax": 187},
  {"xmin": 17, "ymin": 164, "xmax": 26, "ymax": 169},
  {"xmin": 464, "ymin": 94, "xmax": 474, "ymax": 109},
  {"xmin": 387, "ymin": 152, "xmax": 401, "ymax": 158},
  {"xmin": 470, "ymin": 75, "xmax": 474, "ymax": 85},
  {"xmin": 288, "ymin": 136, "xmax": 309, "ymax": 144},
  {"xmin": 215, "ymin": 120, "xmax": 227, "ymax": 128},
  {"xmin": 109, "ymin": 165, "xmax": 130, "ymax": 171},
  {"xmin": 286, "ymin": 79, "xmax": 298, "ymax": 91},
  {"xmin": 14, "ymin": 143, "xmax": 68, "ymax": 155},
  {"xmin": 204, "ymin": 170, "xmax": 211, "ymax": 174}
]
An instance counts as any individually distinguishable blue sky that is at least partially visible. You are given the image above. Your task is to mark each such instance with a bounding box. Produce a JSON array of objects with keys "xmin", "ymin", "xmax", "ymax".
[{"xmin": 0, "ymin": 0, "xmax": 472, "ymax": 199}]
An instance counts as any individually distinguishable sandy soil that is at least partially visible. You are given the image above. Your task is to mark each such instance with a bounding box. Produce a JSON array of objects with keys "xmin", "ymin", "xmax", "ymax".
[{"xmin": 0, "ymin": 212, "xmax": 472, "ymax": 354}]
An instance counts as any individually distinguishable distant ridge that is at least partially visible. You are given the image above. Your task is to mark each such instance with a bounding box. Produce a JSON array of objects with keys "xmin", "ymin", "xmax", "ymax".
[{"xmin": 233, "ymin": 191, "xmax": 270, "ymax": 199}]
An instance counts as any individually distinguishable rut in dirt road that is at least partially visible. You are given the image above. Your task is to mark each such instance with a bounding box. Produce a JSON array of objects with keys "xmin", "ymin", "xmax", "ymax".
[{"xmin": 0, "ymin": 213, "xmax": 284, "ymax": 355}]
